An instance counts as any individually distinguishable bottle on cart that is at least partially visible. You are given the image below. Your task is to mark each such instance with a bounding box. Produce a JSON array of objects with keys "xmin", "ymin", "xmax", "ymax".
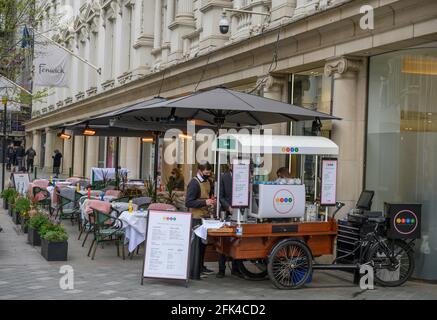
[{"xmin": 128, "ymin": 200, "xmax": 133, "ymax": 213}]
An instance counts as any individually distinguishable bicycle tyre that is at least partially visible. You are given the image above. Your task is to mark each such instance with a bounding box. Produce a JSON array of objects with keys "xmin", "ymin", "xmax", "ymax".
[
  {"xmin": 367, "ymin": 239, "xmax": 415, "ymax": 287},
  {"xmin": 236, "ymin": 259, "xmax": 268, "ymax": 281}
]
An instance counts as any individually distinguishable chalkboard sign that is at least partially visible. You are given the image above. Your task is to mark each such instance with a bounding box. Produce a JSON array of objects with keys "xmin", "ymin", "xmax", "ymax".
[{"xmin": 141, "ymin": 210, "xmax": 192, "ymax": 285}]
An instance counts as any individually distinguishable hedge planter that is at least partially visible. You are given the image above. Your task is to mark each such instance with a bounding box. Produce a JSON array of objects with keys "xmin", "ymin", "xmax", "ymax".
[
  {"xmin": 8, "ymin": 206, "xmax": 13, "ymax": 217},
  {"xmin": 41, "ymin": 239, "xmax": 68, "ymax": 261},
  {"xmin": 28, "ymin": 227, "xmax": 41, "ymax": 246},
  {"xmin": 21, "ymin": 219, "xmax": 29, "ymax": 234},
  {"xmin": 12, "ymin": 211, "xmax": 21, "ymax": 225},
  {"xmin": 3, "ymin": 199, "xmax": 8, "ymax": 210}
]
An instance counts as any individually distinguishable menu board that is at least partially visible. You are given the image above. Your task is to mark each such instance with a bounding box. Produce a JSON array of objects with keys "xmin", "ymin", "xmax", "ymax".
[
  {"xmin": 321, "ymin": 159, "xmax": 338, "ymax": 206},
  {"xmin": 231, "ymin": 159, "xmax": 250, "ymax": 208},
  {"xmin": 142, "ymin": 210, "xmax": 192, "ymax": 282},
  {"xmin": 13, "ymin": 173, "xmax": 30, "ymax": 196}
]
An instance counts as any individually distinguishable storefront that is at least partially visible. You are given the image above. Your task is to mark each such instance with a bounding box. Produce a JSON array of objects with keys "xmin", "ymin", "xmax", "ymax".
[{"xmin": 366, "ymin": 47, "xmax": 437, "ymax": 280}]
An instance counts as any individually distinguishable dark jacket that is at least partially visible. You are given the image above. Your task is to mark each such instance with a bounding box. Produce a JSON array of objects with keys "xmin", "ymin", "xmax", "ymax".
[
  {"xmin": 219, "ymin": 171, "xmax": 233, "ymax": 211},
  {"xmin": 15, "ymin": 146, "xmax": 25, "ymax": 158},
  {"xmin": 52, "ymin": 153, "xmax": 63, "ymax": 167},
  {"xmin": 25, "ymin": 148, "xmax": 36, "ymax": 160}
]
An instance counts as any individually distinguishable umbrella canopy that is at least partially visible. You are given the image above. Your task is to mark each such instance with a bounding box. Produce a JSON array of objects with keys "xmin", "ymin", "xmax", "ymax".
[{"xmin": 64, "ymin": 87, "xmax": 340, "ymax": 131}]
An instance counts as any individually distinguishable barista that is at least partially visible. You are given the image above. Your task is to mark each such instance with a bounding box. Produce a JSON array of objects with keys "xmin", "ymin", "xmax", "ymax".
[
  {"xmin": 276, "ymin": 167, "xmax": 291, "ymax": 179},
  {"xmin": 185, "ymin": 161, "xmax": 216, "ymax": 277}
]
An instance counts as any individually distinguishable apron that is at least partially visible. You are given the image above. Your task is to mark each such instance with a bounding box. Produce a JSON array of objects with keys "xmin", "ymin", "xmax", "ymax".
[{"xmin": 190, "ymin": 177, "xmax": 211, "ymax": 219}]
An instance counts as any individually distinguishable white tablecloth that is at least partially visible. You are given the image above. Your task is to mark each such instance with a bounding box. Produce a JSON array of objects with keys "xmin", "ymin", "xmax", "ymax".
[
  {"xmin": 91, "ymin": 168, "xmax": 128, "ymax": 182},
  {"xmin": 194, "ymin": 219, "xmax": 226, "ymax": 240},
  {"xmin": 118, "ymin": 210, "xmax": 148, "ymax": 253}
]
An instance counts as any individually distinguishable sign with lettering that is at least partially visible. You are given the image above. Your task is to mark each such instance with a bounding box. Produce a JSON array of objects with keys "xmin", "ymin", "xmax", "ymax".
[
  {"xmin": 12, "ymin": 173, "xmax": 30, "ymax": 196},
  {"xmin": 34, "ymin": 42, "xmax": 69, "ymax": 87},
  {"xmin": 142, "ymin": 211, "xmax": 192, "ymax": 283},
  {"xmin": 321, "ymin": 158, "xmax": 337, "ymax": 206},
  {"xmin": 231, "ymin": 159, "xmax": 250, "ymax": 208}
]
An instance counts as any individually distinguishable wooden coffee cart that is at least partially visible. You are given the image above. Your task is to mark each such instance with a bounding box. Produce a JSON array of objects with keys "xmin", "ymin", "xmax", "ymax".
[{"xmin": 207, "ymin": 134, "xmax": 340, "ymax": 289}]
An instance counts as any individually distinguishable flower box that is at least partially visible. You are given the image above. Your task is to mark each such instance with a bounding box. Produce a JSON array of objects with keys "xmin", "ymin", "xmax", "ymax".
[
  {"xmin": 28, "ymin": 226, "xmax": 41, "ymax": 246},
  {"xmin": 41, "ymin": 239, "xmax": 68, "ymax": 261}
]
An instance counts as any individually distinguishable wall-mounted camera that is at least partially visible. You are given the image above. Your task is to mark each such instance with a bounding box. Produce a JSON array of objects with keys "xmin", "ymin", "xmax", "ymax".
[{"xmin": 219, "ymin": 12, "xmax": 230, "ymax": 34}]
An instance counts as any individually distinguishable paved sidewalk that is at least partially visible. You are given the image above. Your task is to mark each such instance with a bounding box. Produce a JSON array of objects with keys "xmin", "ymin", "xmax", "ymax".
[{"xmin": 0, "ymin": 209, "xmax": 436, "ymax": 300}]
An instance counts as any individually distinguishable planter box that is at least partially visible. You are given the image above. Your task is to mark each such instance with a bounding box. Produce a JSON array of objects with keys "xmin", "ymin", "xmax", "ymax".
[
  {"xmin": 8, "ymin": 206, "xmax": 13, "ymax": 217},
  {"xmin": 41, "ymin": 239, "xmax": 68, "ymax": 261},
  {"xmin": 28, "ymin": 227, "xmax": 41, "ymax": 246},
  {"xmin": 21, "ymin": 220, "xmax": 29, "ymax": 234},
  {"xmin": 12, "ymin": 211, "xmax": 21, "ymax": 225},
  {"xmin": 3, "ymin": 199, "xmax": 8, "ymax": 210}
]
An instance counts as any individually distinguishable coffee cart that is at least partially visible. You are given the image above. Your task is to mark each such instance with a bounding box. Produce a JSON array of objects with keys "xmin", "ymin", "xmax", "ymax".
[{"xmin": 208, "ymin": 133, "xmax": 340, "ymax": 289}]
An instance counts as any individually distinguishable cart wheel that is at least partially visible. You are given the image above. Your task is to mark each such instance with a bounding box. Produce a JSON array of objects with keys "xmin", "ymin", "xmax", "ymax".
[
  {"xmin": 236, "ymin": 259, "xmax": 268, "ymax": 281},
  {"xmin": 267, "ymin": 239, "xmax": 313, "ymax": 289}
]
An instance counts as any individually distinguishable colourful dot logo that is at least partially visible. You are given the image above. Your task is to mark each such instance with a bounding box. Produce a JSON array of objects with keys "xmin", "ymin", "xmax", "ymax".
[
  {"xmin": 273, "ymin": 190, "xmax": 295, "ymax": 214},
  {"xmin": 393, "ymin": 210, "xmax": 418, "ymax": 235},
  {"xmin": 162, "ymin": 216, "xmax": 177, "ymax": 221}
]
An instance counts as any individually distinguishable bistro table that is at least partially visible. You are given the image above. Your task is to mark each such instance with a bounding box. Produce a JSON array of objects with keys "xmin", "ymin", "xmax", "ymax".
[{"xmin": 118, "ymin": 210, "xmax": 148, "ymax": 253}]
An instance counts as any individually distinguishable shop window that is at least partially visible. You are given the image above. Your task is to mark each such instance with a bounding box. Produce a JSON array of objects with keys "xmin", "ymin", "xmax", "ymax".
[
  {"xmin": 366, "ymin": 48, "xmax": 437, "ymax": 280},
  {"xmin": 291, "ymin": 68, "xmax": 333, "ymax": 200}
]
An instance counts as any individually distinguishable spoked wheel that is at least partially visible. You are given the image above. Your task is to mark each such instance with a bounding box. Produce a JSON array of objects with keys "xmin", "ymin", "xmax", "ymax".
[
  {"xmin": 267, "ymin": 239, "xmax": 313, "ymax": 289},
  {"xmin": 236, "ymin": 259, "xmax": 268, "ymax": 281},
  {"xmin": 367, "ymin": 239, "xmax": 415, "ymax": 287}
]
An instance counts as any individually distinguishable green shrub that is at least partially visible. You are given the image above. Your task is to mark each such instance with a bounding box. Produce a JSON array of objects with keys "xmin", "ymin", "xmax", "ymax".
[
  {"xmin": 15, "ymin": 197, "xmax": 32, "ymax": 216},
  {"xmin": 1, "ymin": 188, "xmax": 19, "ymax": 204},
  {"xmin": 42, "ymin": 230, "xmax": 68, "ymax": 242},
  {"xmin": 39, "ymin": 222, "xmax": 66, "ymax": 239},
  {"xmin": 28, "ymin": 213, "xmax": 49, "ymax": 231}
]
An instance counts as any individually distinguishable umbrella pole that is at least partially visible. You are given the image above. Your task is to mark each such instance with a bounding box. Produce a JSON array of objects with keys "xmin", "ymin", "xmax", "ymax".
[
  {"xmin": 216, "ymin": 150, "xmax": 221, "ymax": 220},
  {"xmin": 153, "ymin": 134, "xmax": 159, "ymax": 202},
  {"xmin": 115, "ymin": 137, "xmax": 120, "ymax": 189}
]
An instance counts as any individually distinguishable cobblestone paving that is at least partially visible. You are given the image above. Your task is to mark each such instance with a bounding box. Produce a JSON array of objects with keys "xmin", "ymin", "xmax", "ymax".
[{"xmin": 1, "ymin": 210, "xmax": 436, "ymax": 300}]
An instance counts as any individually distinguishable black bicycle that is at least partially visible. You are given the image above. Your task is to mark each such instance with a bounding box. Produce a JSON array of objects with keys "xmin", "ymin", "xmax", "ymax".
[{"xmin": 330, "ymin": 202, "xmax": 415, "ymax": 287}]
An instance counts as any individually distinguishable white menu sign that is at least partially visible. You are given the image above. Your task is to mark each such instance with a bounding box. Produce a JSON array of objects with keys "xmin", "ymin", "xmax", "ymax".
[
  {"xmin": 13, "ymin": 173, "xmax": 30, "ymax": 196},
  {"xmin": 321, "ymin": 159, "xmax": 338, "ymax": 206},
  {"xmin": 232, "ymin": 159, "xmax": 250, "ymax": 208},
  {"xmin": 142, "ymin": 211, "xmax": 192, "ymax": 281}
]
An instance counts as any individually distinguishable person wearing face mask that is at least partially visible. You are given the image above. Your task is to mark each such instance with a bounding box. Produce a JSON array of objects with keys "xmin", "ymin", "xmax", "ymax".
[{"xmin": 186, "ymin": 161, "xmax": 217, "ymax": 277}]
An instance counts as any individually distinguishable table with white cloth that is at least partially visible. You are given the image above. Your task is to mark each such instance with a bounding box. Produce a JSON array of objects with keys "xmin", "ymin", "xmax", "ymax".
[
  {"xmin": 194, "ymin": 219, "xmax": 226, "ymax": 241},
  {"xmin": 118, "ymin": 210, "xmax": 148, "ymax": 253},
  {"xmin": 91, "ymin": 167, "xmax": 128, "ymax": 182}
]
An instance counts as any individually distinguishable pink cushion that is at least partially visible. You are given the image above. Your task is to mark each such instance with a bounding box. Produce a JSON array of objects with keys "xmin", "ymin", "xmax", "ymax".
[
  {"xmin": 88, "ymin": 200, "xmax": 112, "ymax": 214},
  {"xmin": 148, "ymin": 203, "xmax": 176, "ymax": 211},
  {"xmin": 66, "ymin": 177, "xmax": 81, "ymax": 184},
  {"xmin": 105, "ymin": 190, "xmax": 122, "ymax": 198},
  {"xmin": 33, "ymin": 179, "xmax": 49, "ymax": 188}
]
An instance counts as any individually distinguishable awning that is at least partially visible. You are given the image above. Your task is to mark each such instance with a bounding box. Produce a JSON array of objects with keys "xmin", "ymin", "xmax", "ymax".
[{"xmin": 212, "ymin": 134, "xmax": 339, "ymax": 155}]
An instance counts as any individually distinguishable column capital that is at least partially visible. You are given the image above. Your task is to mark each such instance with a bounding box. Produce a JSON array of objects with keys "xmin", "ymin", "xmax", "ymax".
[
  {"xmin": 324, "ymin": 56, "xmax": 362, "ymax": 77},
  {"xmin": 263, "ymin": 75, "xmax": 287, "ymax": 92}
]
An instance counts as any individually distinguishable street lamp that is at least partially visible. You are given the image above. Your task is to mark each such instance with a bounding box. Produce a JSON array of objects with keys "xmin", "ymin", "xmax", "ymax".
[{"xmin": 2, "ymin": 95, "xmax": 7, "ymax": 191}]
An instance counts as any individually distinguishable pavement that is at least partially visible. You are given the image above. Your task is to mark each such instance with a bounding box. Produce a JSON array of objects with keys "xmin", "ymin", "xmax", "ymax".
[{"xmin": 1, "ymin": 207, "xmax": 437, "ymax": 300}]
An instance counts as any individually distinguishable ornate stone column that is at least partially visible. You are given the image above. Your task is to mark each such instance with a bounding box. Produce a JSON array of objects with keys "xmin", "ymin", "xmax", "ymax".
[
  {"xmin": 44, "ymin": 128, "xmax": 56, "ymax": 173},
  {"xmin": 63, "ymin": 136, "xmax": 73, "ymax": 175},
  {"xmin": 153, "ymin": 0, "xmax": 162, "ymax": 49},
  {"xmin": 125, "ymin": 137, "xmax": 140, "ymax": 179},
  {"xmin": 85, "ymin": 136, "xmax": 99, "ymax": 177},
  {"xmin": 32, "ymin": 130, "xmax": 41, "ymax": 168},
  {"xmin": 324, "ymin": 56, "xmax": 366, "ymax": 215},
  {"xmin": 73, "ymin": 136, "xmax": 85, "ymax": 177}
]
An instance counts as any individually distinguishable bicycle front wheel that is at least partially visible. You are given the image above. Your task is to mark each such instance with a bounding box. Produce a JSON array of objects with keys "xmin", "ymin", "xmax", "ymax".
[{"xmin": 367, "ymin": 239, "xmax": 415, "ymax": 287}]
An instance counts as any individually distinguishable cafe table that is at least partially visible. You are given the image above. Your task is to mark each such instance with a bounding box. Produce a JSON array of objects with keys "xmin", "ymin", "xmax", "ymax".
[{"xmin": 118, "ymin": 210, "xmax": 148, "ymax": 253}]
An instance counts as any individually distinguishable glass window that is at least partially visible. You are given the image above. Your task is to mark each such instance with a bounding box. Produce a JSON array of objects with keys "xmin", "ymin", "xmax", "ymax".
[
  {"xmin": 291, "ymin": 68, "xmax": 333, "ymax": 200},
  {"xmin": 366, "ymin": 48, "xmax": 437, "ymax": 280}
]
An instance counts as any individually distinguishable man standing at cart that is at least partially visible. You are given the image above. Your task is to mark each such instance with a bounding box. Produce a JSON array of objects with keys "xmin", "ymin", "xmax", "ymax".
[
  {"xmin": 186, "ymin": 161, "xmax": 216, "ymax": 278},
  {"xmin": 216, "ymin": 164, "xmax": 242, "ymax": 278}
]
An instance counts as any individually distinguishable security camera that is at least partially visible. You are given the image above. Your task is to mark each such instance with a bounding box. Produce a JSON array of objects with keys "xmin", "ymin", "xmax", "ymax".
[{"xmin": 219, "ymin": 12, "xmax": 230, "ymax": 34}]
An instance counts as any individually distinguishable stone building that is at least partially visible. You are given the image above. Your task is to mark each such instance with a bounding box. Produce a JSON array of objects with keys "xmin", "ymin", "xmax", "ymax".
[{"xmin": 26, "ymin": 0, "xmax": 437, "ymax": 280}]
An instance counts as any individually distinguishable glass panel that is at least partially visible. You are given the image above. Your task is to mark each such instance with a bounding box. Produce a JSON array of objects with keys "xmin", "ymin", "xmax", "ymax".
[
  {"xmin": 366, "ymin": 48, "xmax": 437, "ymax": 280},
  {"xmin": 291, "ymin": 68, "xmax": 333, "ymax": 200}
]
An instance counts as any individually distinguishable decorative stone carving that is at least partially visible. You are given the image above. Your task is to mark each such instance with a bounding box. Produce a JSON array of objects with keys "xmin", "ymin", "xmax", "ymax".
[
  {"xmin": 324, "ymin": 57, "xmax": 362, "ymax": 77},
  {"xmin": 264, "ymin": 75, "xmax": 287, "ymax": 92}
]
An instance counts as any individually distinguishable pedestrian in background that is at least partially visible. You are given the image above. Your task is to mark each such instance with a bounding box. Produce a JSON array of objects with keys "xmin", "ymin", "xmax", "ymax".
[
  {"xmin": 25, "ymin": 146, "xmax": 36, "ymax": 173},
  {"xmin": 52, "ymin": 149, "xmax": 63, "ymax": 178}
]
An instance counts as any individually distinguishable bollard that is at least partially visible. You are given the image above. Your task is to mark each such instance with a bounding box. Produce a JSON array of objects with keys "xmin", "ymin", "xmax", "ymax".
[
  {"xmin": 34, "ymin": 167, "xmax": 37, "ymax": 180},
  {"xmin": 69, "ymin": 167, "xmax": 73, "ymax": 177}
]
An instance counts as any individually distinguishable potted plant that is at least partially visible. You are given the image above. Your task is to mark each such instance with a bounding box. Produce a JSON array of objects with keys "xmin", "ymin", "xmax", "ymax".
[
  {"xmin": 1, "ymin": 189, "xmax": 19, "ymax": 216},
  {"xmin": 15, "ymin": 197, "xmax": 32, "ymax": 231},
  {"xmin": 40, "ymin": 223, "xmax": 68, "ymax": 261},
  {"xmin": 28, "ymin": 212, "xmax": 49, "ymax": 246},
  {"xmin": 1, "ymin": 188, "xmax": 15, "ymax": 210},
  {"xmin": 145, "ymin": 176, "xmax": 157, "ymax": 203}
]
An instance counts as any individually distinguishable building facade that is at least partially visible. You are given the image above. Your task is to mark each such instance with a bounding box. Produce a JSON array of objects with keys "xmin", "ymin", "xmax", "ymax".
[{"xmin": 26, "ymin": 0, "xmax": 437, "ymax": 280}]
